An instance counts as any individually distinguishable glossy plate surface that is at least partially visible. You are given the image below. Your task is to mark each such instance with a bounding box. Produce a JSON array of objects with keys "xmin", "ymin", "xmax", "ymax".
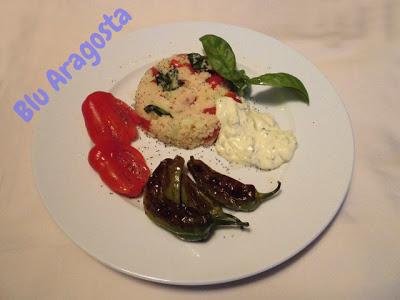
[{"xmin": 32, "ymin": 22, "xmax": 354, "ymax": 285}]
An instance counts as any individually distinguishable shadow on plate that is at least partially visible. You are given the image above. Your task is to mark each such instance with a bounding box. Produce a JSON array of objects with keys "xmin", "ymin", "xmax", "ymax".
[
  {"xmin": 121, "ymin": 186, "xmax": 349, "ymax": 289},
  {"xmin": 251, "ymin": 87, "xmax": 308, "ymax": 106}
]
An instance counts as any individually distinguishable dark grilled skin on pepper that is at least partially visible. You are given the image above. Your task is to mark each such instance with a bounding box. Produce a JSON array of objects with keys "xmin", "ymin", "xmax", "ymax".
[
  {"xmin": 187, "ymin": 156, "xmax": 281, "ymax": 212},
  {"xmin": 143, "ymin": 156, "xmax": 249, "ymax": 241},
  {"xmin": 181, "ymin": 174, "xmax": 249, "ymax": 227},
  {"xmin": 144, "ymin": 156, "xmax": 212, "ymax": 241}
]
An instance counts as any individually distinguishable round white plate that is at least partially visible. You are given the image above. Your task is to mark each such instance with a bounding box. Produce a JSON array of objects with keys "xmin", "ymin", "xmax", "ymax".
[{"xmin": 32, "ymin": 22, "xmax": 354, "ymax": 285}]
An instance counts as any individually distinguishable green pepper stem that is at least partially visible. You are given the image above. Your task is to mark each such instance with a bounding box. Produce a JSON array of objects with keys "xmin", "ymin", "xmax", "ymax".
[
  {"xmin": 214, "ymin": 213, "xmax": 249, "ymax": 227},
  {"xmin": 256, "ymin": 181, "xmax": 281, "ymax": 201}
]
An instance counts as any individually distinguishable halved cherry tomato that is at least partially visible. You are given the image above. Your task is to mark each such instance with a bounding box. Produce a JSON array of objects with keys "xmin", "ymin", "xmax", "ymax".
[
  {"xmin": 203, "ymin": 107, "xmax": 216, "ymax": 115},
  {"xmin": 169, "ymin": 58, "xmax": 195, "ymax": 73},
  {"xmin": 89, "ymin": 142, "xmax": 150, "ymax": 198},
  {"xmin": 203, "ymin": 126, "xmax": 220, "ymax": 144},
  {"xmin": 151, "ymin": 67, "xmax": 159, "ymax": 76},
  {"xmin": 225, "ymin": 91, "xmax": 242, "ymax": 103},
  {"xmin": 170, "ymin": 58, "xmax": 183, "ymax": 68},
  {"xmin": 82, "ymin": 91, "xmax": 147, "ymax": 145},
  {"xmin": 206, "ymin": 74, "xmax": 224, "ymax": 89}
]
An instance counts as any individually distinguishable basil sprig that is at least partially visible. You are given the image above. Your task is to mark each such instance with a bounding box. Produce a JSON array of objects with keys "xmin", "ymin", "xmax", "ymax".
[
  {"xmin": 144, "ymin": 105, "xmax": 173, "ymax": 118},
  {"xmin": 199, "ymin": 34, "xmax": 309, "ymax": 102},
  {"xmin": 199, "ymin": 35, "xmax": 249, "ymax": 95}
]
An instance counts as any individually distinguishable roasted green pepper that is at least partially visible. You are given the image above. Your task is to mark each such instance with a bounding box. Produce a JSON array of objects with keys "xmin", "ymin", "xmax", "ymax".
[
  {"xmin": 180, "ymin": 173, "xmax": 249, "ymax": 227},
  {"xmin": 187, "ymin": 156, "xmax": 281, "ymax": 212},
  {"xmin": 143, "ymin": 156, "xmax": 248, "ymax": 241}
]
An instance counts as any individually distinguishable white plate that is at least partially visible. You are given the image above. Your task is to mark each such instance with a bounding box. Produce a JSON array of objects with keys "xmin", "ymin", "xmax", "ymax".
[{"xmin": 32, "ymin": 22, "xmax": 354, "ymax": 285}]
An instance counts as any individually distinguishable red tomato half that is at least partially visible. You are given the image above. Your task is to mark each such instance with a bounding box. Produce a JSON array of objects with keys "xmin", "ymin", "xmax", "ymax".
[
  {"xmin": 82, "ymin": 91, "xmax": 144, "ymax": 145},
  {"xmin": 169, "ymin": 58, "xmax": 195, "ymax": 73},
  {"xmin": 89, "ymin": 142, "xmax": 150, "ymax": 198},
  {"xmin": 202, "ymin": 107, "xmax": 216, "ymax": 115},
  {"xmin": 225, "ymin": 91, "xmax": 242, "ymax": 103},
  {"xmin": 203, "ymin": 126, "xmax": 220, "ymax": 144},
  {"xmin": 206, "ymin": 74, "xmax": 224, "ymax": 89}
]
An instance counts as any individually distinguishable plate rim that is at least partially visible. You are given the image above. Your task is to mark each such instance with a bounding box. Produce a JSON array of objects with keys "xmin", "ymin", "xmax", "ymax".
[{"xmin": 31, "ymin": 21, "xmax": 355, "ymax": 286}]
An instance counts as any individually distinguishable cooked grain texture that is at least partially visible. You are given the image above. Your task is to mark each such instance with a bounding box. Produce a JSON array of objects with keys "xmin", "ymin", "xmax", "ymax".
[{"xmin": 134, "ymin": 54, "xmax": 232, "ymax": 149}]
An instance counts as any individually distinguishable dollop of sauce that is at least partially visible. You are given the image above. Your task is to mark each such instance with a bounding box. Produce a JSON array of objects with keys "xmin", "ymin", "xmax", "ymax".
[{"xmin": 215, "ymin": 97, "xmax": 297, "ymax": 170}]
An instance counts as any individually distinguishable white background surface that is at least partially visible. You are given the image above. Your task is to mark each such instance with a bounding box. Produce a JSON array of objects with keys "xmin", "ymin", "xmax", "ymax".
[{"xmin": 1, "ymin": 1, "xmax": 399, "ymax": 299}]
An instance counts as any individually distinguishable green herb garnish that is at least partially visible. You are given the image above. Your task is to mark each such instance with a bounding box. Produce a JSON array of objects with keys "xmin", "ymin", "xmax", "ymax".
[
  {"xmin": 188, "ymin": 53, "xmax": 211, "ymax": 71},
  {"xmin": 144, "ymin": 105, "xmax": 173, "ymax": 118},
  {"xmin": 249, "ymin": 73, "xmax": 308, "ymax": 100},
  {"xmin": 199, "ymin": 34, "xmax": 309, "ymax": 102},
  {"xmin": 155, "ymin": 68, "xmax": 184, "ymax": 91}
]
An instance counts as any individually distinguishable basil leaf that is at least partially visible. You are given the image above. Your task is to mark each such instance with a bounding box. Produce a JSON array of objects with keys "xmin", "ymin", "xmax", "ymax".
[
  {"xmin": 188, "ymin": 53, "xmax": 210, "ymax": 71},
  {"xmin": 144, "ymin": 105, "xmax": 173, "ymax": 118},
  {"xmin": 155, "ymin": 68, "xmax": 184, "ymax": 91},
  {"xmin": 200, "ymin": 35, "xmax": 250, "ymax": 95},
  {"xmin": 232, "ymin": 70, "xmax": 250, "ymax": 96},
  {"xmin": 199, "ymin": 35, "xmax": 238, "ymax": 81},
  {"xmin": 249, "ymin": 73, "xmax": 309, "ymax": 102},
  {"xmin": 200, "ymin": 34, "xmax": 309, "ymax": 102}
]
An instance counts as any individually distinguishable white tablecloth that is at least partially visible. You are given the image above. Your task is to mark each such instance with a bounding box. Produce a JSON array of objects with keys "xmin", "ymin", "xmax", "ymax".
[{"xmin": 1, "ymin": 1, "xmax": 399, "ymax": 298}]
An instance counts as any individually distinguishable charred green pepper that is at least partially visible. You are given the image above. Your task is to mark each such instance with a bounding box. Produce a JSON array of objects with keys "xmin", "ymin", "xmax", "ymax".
[
  {"xmin": 143, "ymin": 156, "xmax": 211, "ymax": 241},
  {"xmin": 180, "ymin": 173, "xmax": 249, "ymax": 227},
  {"xmin": 143, "ymin": 156, "xmax": 248, "ymax": 241},
  {"xmin": 187, "ymin": 156, "xmax": 281, "ymax": 212}
]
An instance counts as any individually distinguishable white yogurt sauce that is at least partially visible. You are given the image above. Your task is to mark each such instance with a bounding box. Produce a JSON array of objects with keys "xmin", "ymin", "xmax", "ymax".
[{"xmin": 215, "ymin": 97, "xmax": 297, "ymax": 170}]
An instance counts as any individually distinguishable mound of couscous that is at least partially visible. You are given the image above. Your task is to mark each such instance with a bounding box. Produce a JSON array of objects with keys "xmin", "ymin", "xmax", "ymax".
[{"xmin": 134, "ymin": 54, "xmax": 240, "ymax": 149}]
